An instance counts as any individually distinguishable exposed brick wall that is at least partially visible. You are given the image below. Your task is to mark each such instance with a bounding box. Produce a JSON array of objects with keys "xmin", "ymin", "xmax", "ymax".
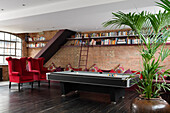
[
  {"xmin": 16, "ymin": 30, "xmax": 59, "ymax": 58},
  {"xmin": 27, "ymin": 30, "xmax": 58, "ymax": 57},
  {"xmin": 28, "ymin": 48, "xmax": 42, "ymax": 58},
  {"xmin": 45, "ymin": 42, "xmax": 170, "ymax": 71},
  {"xmin": 15, "ymin": 29, "xmax": 170, "ymax": 71},
  {"xmin": 0, "ymin": 65, "xmax": 9, "ymax": 81}
]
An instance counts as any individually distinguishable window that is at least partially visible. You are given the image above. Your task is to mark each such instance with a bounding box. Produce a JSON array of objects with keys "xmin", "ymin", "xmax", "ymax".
[{"xmin": 0, "ymin": 32, "xmax": 22, "ymax": 65}]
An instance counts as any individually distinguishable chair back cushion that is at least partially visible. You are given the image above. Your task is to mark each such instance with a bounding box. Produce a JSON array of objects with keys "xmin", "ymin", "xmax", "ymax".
[
  {"xmin": 27, "ymin": 57, "xmax": 40, "ymax": 71},
  {"xmin": 32, "ymin": 59, "xmax": 40, "ymax": 70},
  {"xmin": 12, "ymin": 59, "xmax": 22, "ymax": 74},
  {"xmin": 20, "ymin": 57, "xmax": 27, "ymax": 72},
  {"xmin": 38, "ymin": 57, "xmax": 45, "ymax": 71},
  {"xmin": 6, "ymin": 57, "xmax": 13, "ymax": 75}
]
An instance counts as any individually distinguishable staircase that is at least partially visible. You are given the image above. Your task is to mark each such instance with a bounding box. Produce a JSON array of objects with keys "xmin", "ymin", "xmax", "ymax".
[
  {"xmin": 34, "ymin": 29, "xmax": 76, "ymax": 64},
  {"xmin": 78, "ymin": 36, "xmax": 90, "ymax": 70}
]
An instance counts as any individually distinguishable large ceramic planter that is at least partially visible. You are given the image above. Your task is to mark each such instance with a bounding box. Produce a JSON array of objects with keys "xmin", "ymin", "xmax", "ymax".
[{"xmin": 131, "ymin": 95, "xmax": 170, "ymax": 113}]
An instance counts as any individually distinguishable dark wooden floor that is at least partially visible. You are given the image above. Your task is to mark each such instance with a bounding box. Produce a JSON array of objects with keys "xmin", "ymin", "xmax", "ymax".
[{"xmin": 0, "ymin": 82, "xmax": 169, "ymax": 113}]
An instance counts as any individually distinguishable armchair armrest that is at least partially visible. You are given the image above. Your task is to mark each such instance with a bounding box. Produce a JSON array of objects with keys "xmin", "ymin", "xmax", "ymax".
[
  {"xmin": 42, "ymin": 67, "xmax": 51, "ymax": 72},
  {"xmin": 11, "ymin": 72, "xmax": 20, "ymax": 76},
  {"xmin": 23, "ymin": 71, "xmax": 34, "ymax": 76},
  {"xmin": 42, "ymin": 67, "xmax": 48, "ymax": 71}
]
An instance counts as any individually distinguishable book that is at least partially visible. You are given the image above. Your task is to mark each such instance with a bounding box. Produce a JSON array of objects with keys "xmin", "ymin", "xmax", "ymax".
[
  {"xmin": 116, "ymin": 38, "xmax": 127, "ymax": 44},
  {"xmin": 74, "ymin": 40, "xmax": 79, "ymax": 45},
  {"xmin": 127, "ymin": 38, "xmax": 131, "ymax": 44},
  {"xmin": 110, "ymin": 32, "xmax": 114, "ymax": 36},
  {"xmin": 111, "ymin": 39, "xmax": 116, "ymax": 45},
  {"xmin": 28, "ymin": 38, "xmax": 32, "ymax": 41},
  {"xmin": 104, "ymin": 39, "xmax": 109, "ymax": 45},
  {"xmin": 105, "ymin": 33, "xmax": 109, "ymax": 36},
  {"xmin": 101, "ymin": 39, "xmax": 104, "ymax": 45},
  {"xmin": 118, "ymin": 31, "xmax": 122, "ymax": 36}
]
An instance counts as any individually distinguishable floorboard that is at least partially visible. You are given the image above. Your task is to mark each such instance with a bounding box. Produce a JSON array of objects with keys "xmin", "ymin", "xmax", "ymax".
[{"xmin": 0, "ymin": 82, "xmax": 169, "ymax": 113}]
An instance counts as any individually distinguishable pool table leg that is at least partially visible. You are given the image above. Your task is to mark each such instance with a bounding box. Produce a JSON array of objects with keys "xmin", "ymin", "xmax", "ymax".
[
  {"xmin": 60, "ymin": 82, "xmax": 74, "ymax": 96},
  {"xmin": 110, "ymin": 88, "xmax": 125, "ymax": 103}
]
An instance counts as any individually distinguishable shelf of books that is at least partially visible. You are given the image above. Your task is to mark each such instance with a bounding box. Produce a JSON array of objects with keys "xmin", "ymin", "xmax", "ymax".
[
  {"xmin": 64, "ymin": 38, "xmax": 142, "ymax": 47},
  {"xmin": 27, "ymin": 36, "xmax": 49, "ymax": 48},
  {"xmin": 65, "ymin": 30, "xmax": 170, "ymax": 47}
]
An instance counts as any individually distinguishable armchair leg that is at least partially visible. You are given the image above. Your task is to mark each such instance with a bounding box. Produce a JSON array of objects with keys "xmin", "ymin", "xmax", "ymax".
[
  {"xmin": 18, "ymin": 83, "xmax": 20, "ymax": 92},
  {"xmin": 31, "ymin": 82, "xmax": 34, "ymax": 89},
  {"xmin": 38, "ymin": 81, "xmax": 40, "ymax": 87},
  {"xmin": 48, "ymin": 80, "xmax": 50, "ymax": 88},
  {"xmin": 9, "ymin": 82, "xmax": 11, "ymax": 89}
]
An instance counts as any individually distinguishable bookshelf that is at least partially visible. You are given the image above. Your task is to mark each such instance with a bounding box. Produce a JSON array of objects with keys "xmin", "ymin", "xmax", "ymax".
[
  {"xmin": 26, "ymin": 36, "xmax": 49, "ymax": 48},
  {"xmin": 67, "ymin": 29, "xmax": 139, "ymax": 47},
  {"xmin": 65, "ymin": 29, "xmax": 170, "ymax": 47}
]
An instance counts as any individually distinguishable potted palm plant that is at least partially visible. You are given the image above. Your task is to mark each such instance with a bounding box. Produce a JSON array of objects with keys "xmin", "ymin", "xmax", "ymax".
[{"xmin": 103, "ymin": 0, "xmax": 170, "ymax": 112}]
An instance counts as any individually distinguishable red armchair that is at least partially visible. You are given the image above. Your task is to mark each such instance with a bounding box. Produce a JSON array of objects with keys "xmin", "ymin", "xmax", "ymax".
[
  {"xmin": 27, "ymin": 57, "xmax": 51, "ymax": 87},
  {"xmin": 6, "ymin": 57, "xmax": 34, "ymax": 91}
]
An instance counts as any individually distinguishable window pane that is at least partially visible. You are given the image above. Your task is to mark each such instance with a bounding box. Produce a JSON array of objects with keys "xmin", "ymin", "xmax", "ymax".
[
  {"xmin": 16, "ymin": 37, "xmax": 21, "ymax": 42},
  {"xmin": 5, "ymin": 49, "xmax": 10, "ymax": 55},
  {"xmin": 11, "ymin": 42, "xmax": 16, "ymax": 48},
  {"xmin": 4, "ymin": 56, "xmax": 8, "ymax": 64},
  {"xmin": 0, "ymin": 41, "xmax": 4, "ymax": 47},
  {"xmin": 15, "ymin": 56, "xmax": 21, "ymax": 59},
  {"xmin": 0, "ymin": 33, "xmax": 22, "ymax": 64},
  {"xmin": 16, "ymin": 50, "xmax": 21, "ymax": 56},
  {"xmin": 0, "ymin": 32, "xmax": 4, "ymax": 40},
  {"xmin": 5, "ymin": 33, "xmax": 10, "ymax": 41},
  {"xmin": 0, "ymin": 56, "xmax": 3, "ymax": 64},
  {"xmin": 11, "ymin": 49, "xmax": 15, "ymax": 55},
  {"xmin": 11, "ymin": 35, "xmax": 16, "ymax": 41},
  {"xmin": 0, "ymin": 48, "xmax": 4, "ymax": 55},
  {"xmin": 16, "ymin": 42, "xmax": 21, "ymax": 49},
  {"xmin": 5, "ymin": 42, "xmax": 11, "ymax": 48}
]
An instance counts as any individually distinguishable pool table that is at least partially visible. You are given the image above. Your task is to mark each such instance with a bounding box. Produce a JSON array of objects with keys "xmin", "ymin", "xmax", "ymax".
[{"xmin": 46, "ymin": 71, "xmax": 139, "ymax": 103}]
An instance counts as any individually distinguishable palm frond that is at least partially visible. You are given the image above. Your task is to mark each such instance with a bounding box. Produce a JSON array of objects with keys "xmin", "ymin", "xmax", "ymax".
[
  {"xmin": 103, "ymin": 11, "xmax": 147, "ymax": 32},
  {"xmin": 156, "ymin": 0, "xmax": 170, "ymax": 11},
  {"xmin": 102, "ymin": 0, "xmax": 170, "ymax": 99},
  {"xmin": 147, "ymin": 11, "xmax": 170, "ymax": 34}
]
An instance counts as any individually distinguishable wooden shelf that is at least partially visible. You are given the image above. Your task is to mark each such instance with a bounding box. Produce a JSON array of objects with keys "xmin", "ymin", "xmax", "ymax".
[
  {"xmin": 27, "ymin": 47, "xmax": 44, "ymax": 49},
  {"xmin": 67, "ymin": 35, "xmax": 138, "ymax": 40},
  {"xmin": 63, "ymin": 44, "xmax": 139, "ymax": 47},
  {"xmin": 63, "ymin": 43, "xmax": 170, "ymax": 48},
  {"xmin": 27, "ymin": 40, "xmax": 49, "ymax": 43},
  {"xmin": 27, "ymin": 40, "xmax": 49, "ymax": 48}
]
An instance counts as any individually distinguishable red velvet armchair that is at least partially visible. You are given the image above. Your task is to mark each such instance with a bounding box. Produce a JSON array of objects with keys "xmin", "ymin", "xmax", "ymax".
[
  {"xmin": 6, "ymin": 57, "xmax": 34, "ymax": 91},
  {"xmin": 27, "ymin": 57, "xmax": 51, "ymax": 87}
]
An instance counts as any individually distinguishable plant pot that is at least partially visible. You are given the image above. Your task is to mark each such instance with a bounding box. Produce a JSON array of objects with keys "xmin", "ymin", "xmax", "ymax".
[{"xmin": 131, "ymin": 95, "xmax": 170, "ymax": 113}]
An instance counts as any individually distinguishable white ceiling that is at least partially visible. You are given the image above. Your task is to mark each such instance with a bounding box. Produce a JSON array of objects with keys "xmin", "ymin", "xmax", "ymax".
[{"xmin": 0, "ymin": 0, "xmax": 163, "ymax": 33}]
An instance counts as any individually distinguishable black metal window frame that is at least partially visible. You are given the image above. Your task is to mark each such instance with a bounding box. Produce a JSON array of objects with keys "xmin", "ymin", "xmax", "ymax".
[{"xmin": 0, "ymin": 32, "xmax": 22, "ymax": 64}]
